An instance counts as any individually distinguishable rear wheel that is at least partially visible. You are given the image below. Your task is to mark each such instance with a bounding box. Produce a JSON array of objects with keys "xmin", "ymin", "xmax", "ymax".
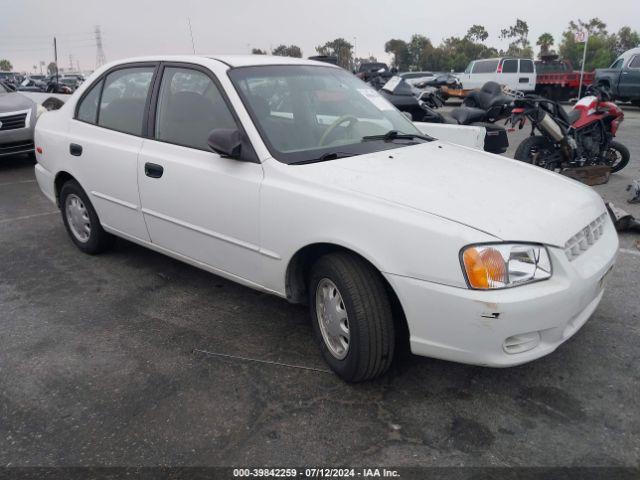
[
  {"xmin": 514, "ymin": 136, "xmax": 560, "ymax": 170},
  {"xmin": 602, "ymin": 141, "xmax": 630, "ymax": 173},
  {"xmin": 309, "ymin": 252, "xmax": 395, "ymax": 382},
  {"xmin": 60, "ymin": 180, "xmax": 115, "ymax": 254}
]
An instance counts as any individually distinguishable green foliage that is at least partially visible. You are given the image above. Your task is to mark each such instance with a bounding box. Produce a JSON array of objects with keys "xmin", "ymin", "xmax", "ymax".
[
  {"xmin": 272, "ymin": 45, "xmax": 302, "ymax": 58},
  {"xmin": 614, "ymin": 27, "xmax": 640, "ymax": 56},
  {"xmin": 316, "ymin": 38, "xmax": 353, "ymax": 69},
  {"xmin": 465, "ymin": 25, "xmax": 489, "ymax": 43},
  {"xmin": 537, "ymin": 33, "xmax": 555, "ymax": 57},
  {"xmin": 558, "ymin": 18, "xmax": 639, "ymax": 70},
  {"xmin": 384, "ymin": 39, "xmax": 410, "ymax": 70},
  {"xmin": 251, "ymin": 48, "xmax": 267, "ymax": 55},
  {"xmin": 0, "ymin": 59, "xmax": 13, "ymax": 71},
  {"xmin": 500, "ymin": 19, "xmax": 532, "ymax": 57}
]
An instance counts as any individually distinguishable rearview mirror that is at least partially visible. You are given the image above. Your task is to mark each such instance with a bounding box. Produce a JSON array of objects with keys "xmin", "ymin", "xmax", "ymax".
[{"xmin": 207, "ymin": 128, "xmax": 243, "ymax": 158}]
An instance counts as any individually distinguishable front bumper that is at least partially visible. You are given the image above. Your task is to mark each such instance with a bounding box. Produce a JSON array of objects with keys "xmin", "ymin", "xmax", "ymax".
[
  {"xmin": 385, "ymin": 217, "xmax": 618, "ymax": 367},
  {"xmin": 0, "ymin": 110, "xmax": 36, "ymax": 157}
]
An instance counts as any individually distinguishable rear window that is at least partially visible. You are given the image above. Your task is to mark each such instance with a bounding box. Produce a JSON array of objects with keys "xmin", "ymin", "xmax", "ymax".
[
  {"xmin": 76, "ymin": 79, "xmax": 103, "ymax": 124},
  {"xmin": 501, "ymin": 59, "xmax": 518, "ymax": 73},
  {"xmin": 520, "ymin": 60, "xmax": 534, "ymax": 73},
  {"xmin": 97, "ymin": 67, "xmax": 154, "ymax": 136},
  {"xmin": 472, "ymin": 60, "xmax": 499, "ymax": 74}
]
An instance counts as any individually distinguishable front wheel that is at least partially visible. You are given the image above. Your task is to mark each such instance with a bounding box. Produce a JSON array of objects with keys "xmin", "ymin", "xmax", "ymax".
[
  {"xmin": 602, "ymin": 141, "xmax": 630, "ymax": 173},
  {"xmin": 514, "ymin": 136, "xmax": 560, "ymax": 170},
  {"xmin": 309, "ymin": 252, "xmax": 395, "ymax": 382}
]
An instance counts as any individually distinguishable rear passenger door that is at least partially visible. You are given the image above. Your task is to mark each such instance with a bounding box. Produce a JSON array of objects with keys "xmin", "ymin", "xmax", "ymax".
[
  {"xmin": 137, "ymin": 63, "xmax": 264, "ymax": 283},
  {"xmin": 518, "ymin": 59, "xmax": 536, "ymax": 92},
  {"xmin": 499, "ymin": 59, "xmax": 519, "ymax": 91},
  {"xmin": 69, "ymin": 63, "xmax": 157, "ymax": 241}
]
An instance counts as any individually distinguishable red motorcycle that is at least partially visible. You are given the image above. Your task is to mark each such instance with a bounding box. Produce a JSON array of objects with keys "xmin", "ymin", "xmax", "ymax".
[{"xmin": 509, "ymin": 85, "xmax": 629, "ymax": 172}]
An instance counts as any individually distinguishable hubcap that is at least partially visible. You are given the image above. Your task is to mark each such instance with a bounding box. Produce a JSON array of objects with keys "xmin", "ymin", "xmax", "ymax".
[
  {"xmin": 315, "ymin": 278, "xmax": 350, "ymax": 360},
  {"xmin": 65, "ymin": 194, "xmax": 91, "ymax": 242}
]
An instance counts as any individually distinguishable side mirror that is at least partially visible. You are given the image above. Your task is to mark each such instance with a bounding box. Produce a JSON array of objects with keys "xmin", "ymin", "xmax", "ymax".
[{"xmin": 207, "ymin": 128, "xmax": 243, "ymax": 158}]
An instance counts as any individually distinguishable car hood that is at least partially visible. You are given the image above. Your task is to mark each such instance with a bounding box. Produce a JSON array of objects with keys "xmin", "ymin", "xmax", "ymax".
[
  {"xmin": 0, "ymin": 92, "xmax": 36, "ymax": 113},
  {"xmin": 288, "ymin": 141, "xmax": 605, "ymax": 247}
]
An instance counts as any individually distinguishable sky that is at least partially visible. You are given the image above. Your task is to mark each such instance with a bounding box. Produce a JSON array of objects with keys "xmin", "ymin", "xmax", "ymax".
[{"xmin": 1, "ymin": 0, "xmax": 638, "ymax": 73}]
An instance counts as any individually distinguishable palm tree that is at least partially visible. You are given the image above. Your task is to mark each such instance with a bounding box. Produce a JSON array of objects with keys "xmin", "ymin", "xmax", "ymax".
[{"xmin": 537, "ymin": 33, "xmax": 555, "ymax": 57}]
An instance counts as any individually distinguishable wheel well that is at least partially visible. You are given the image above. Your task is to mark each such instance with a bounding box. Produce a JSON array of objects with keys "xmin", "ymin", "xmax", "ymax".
[
  {"xmin": 285, "ymin": 243, "xmax": 409, "ymax": 346},
  {"xmin": 53, "ymin": 171, "xmax": 75, "ymax": 206}
]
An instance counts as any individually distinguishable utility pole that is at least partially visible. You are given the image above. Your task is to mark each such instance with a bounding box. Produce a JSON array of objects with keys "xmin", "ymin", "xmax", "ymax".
[
  {"xmin": 187, "ymin": 18, "xmax": 196, "ymax": 54},
  {"xmin": 95, "ymin": 26, "xmax": 106, "ymax": 68},
  {"xmin": 53, "ymin": 37, "xmax": 59, "ymax": 88}
]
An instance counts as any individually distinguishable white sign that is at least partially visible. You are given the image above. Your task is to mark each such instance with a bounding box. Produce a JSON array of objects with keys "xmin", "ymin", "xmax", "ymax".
[{"xmin": 574, "ymin": 31, "xmax": 588, "ymax": 43}]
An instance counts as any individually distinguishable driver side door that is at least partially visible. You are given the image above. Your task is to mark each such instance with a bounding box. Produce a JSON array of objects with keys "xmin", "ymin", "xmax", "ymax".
[{"xmin": 137, "ymin": 63, "xmax": 264, "ymax": 284}]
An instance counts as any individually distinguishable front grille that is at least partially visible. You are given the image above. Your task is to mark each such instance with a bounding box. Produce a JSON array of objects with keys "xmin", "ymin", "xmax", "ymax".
[
  {"xmin": 564, "ymin": 212, "xmax": 608, "ymax": 261},
  {"xmin": 0, "ymin": 110, "xmax": 29, "ymax": 131},
  {"xmin": 0, "ymin": 140, "xmax": 34, "ymax": 156}
]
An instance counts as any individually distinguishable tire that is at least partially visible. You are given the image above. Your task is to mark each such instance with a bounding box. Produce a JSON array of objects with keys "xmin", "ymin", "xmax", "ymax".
[
  {"xmin": 514, "ymin": 135, "xmax": 559, "ymax": 170},
  {"xmin": 603, "ymin": 141, "xmax": 630, "ymax": 173},
  {"xmin": 308, "ymin": 252, "xmax": 395, "ymax": 382},
  {"xmin": 59, "ymin": 180, "xmax": 115, "ymax": 254}
]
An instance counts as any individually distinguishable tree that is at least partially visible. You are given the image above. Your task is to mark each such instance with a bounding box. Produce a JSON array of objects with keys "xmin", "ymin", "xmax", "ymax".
[
  {"xmin": 613, "ymin": 26, "xmax": 640, "ymax": 56},
  {"xmin": 47, "ymin": 62, "xmax": 58, "ymax": 76},
  {"xmin": 407, "ymin": 34, "xmax": 434, "ymax": 70},
  {"xmin": 465, "ymin": 25, "xmax": 489, "ymax": 43},
  {"xmin": 272, "ymin": 44, "xmax": 302, "ymax": 58},
  {"xmin": 500, "ymin": 19, "xmax": 533, "ymax": 57},
  {"xmin": 251, "ymin": 48, "xmax": 267, "ymax": 55},
  {"xmin": 559, "ymin": 19, "xmax": 617, "ymax": 70},
  {"xmin": 537, "ymin": 33, "xmax": 555, "ymax": 57},
  {"xmin": 384, "ymin": 39, "xmax": 410, "ymax": 71},
  {"xmin": 0, "ymin": 59, "xmax": 13, "ymax": 71},
  {"xmin": 316, "ymin": 38, "xmax": 353, "ymax": 69}
]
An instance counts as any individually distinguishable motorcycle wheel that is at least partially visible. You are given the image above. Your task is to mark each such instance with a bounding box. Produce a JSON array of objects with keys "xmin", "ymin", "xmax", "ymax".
[
  {"xmin": 514, "ymin": 136, "xmax": 559, "ymax": 170},
  {"xmin": 602, "ymin": 141, "xmax": 630, "ymax": 173}
]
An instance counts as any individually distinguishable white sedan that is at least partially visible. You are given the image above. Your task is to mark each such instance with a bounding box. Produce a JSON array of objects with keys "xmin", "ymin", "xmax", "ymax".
[{"xmin": 34, "ymin": 55, "xmax": 617, "ymax": 381}]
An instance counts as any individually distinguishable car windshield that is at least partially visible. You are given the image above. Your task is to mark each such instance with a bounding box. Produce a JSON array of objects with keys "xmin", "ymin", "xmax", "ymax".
[{"xmin": 228, "ymin": 65, "xmax": 424, "ymax": 164}]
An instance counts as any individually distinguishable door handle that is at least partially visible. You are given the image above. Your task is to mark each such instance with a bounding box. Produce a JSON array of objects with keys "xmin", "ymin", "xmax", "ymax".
[
  {"xmin": 69, "ymin": 143, "xmax": 82, "ymax": 156},
  {"xmin": 144, "ymin": 162, "xmax": 164, "ymax": 179}
]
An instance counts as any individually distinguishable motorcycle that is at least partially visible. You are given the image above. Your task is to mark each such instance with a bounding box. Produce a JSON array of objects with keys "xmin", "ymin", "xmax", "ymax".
[
  {"xmin": 378, "ymin": 77, "xmax": 511, "ymax": 154},
  {"xmin": 509, "ymin": 85, "xmax": 629, "ymax": 172}
]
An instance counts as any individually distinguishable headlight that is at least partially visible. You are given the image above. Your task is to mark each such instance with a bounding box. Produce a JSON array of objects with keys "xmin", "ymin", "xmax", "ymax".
[
  {"xmin": 36, "ymin": 104, "xmax": 47, "ymax": 118},
  {"xmin": 461, "ymin": 243, "xmax": 552, "ymax": 289}
]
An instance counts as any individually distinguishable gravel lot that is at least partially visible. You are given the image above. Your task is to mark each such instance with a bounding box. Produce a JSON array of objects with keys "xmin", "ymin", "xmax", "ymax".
[{"xmin": 1, "ymin": 102, "xmax": 639, "ymax": 468}]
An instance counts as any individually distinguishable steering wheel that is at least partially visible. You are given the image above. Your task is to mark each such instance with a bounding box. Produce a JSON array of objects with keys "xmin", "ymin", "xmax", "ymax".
[{"xmin": 319, "ymin": 115, "xmax": 359, "ymax": 146}]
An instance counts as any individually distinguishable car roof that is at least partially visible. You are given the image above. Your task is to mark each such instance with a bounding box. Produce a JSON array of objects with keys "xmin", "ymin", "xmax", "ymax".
[{"xmin": 99, "ymin": 54, "xmax": 340, "ymax": 69}]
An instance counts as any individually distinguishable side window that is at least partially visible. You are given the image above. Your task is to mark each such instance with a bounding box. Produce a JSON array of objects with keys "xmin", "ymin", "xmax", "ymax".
[
  {"xmin": 155, "ymin": 67, "xmax": 237, "ymax": 151},
  {"xmin": 610, "ymin": 58, "xmax": 623, "ymax": 69},
  {"xmin": 629, "ymin": 55, "xmax": 640, "ymax": 69},
  {"xmin": 464, "ymin": 62, "xmax": 474, "ymax": 74},
  {"xmin": 501, "ymin": 59, "xmax": 518, "ymax": 73},
  {"xmin": 520, "ymin": 60, "xmax": 534, "ymax": 73},
  {"xmin": 76, "ymin": 79, "xmax": 103, "ymax": 124},
  {"xmin": 472, "ymin": 60, "xmax": 499, "ymax": 74},
  {"xmin": 98, "ymin": 67, "xmax": 154, "ymax": 136}
]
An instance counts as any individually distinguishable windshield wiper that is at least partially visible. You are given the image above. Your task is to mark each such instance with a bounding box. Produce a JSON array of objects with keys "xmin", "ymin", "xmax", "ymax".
[
  {"xmin": 361, "ymin": 130, "xmax": 434, "ymax": 142},
  {"xmin": 293, "ymin": 151, "xmax": 356, "ymax": 165}
]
